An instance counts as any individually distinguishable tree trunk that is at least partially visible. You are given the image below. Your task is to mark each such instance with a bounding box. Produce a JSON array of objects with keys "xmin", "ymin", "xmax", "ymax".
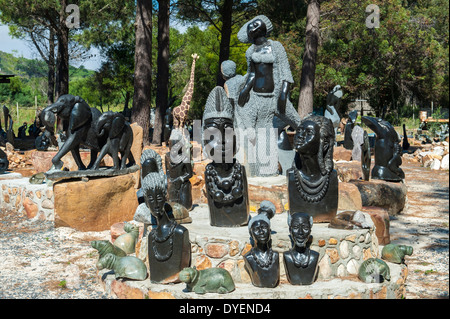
[
  {"xmin": 297, "ymin": 0, "xmax": 320, "ymax": 119},
  {"xmin": 216, "ymin": 0, "xmax": 233, "ymax": 87},
  {"xmin": 153, "ymin": 0, "xmax": 170, "ymax": 145},
  {"xmin": 55, "ymin": 0, "xmax": 69, "ymax": 99},
  {"xmin": 132, "ymin": 0, "xmax": 153, "ymax": 146},
  {"xmin": 47, "ymin": 28, "xmax": 56, "ymax": 104}
]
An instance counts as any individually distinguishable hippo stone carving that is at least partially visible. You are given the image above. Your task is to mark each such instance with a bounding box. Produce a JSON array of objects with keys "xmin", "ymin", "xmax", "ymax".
[
  {"xmin": 358, "ymin": 258, "xmax": 391, "ymax": 283},
  {"xmin": 179, "ymin": 267, "xmax": 235, "ymax": 294},
  {"xmin": 90, "ymin": 240, "xmax": 127, "ymax": 258},
  {"xmin": 381, "ymin": 244, "xmax": 413, "ymax": 264},
  {"xmin": 96, "ymin": 253, "xmax": 147, "ymax": 281},
  {"xmin": 113, "ymin": 223, "xmax": 140, "ymax": 254}
]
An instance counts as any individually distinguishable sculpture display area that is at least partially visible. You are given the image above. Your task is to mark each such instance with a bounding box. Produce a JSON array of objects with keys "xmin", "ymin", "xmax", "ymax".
[
  {"xmin": 361, "ymin": 116, "xmax": 404, "ymax": 182},
  {"xmin": 234, "ymin": 15, "xmax": 301, "ymax": 177},
  {"xmin": 283, "ymin": 213, "xmax": 319, "ymax": 285},
  {"xmin": 286, "ymin": 115, "xmax": 338, "ymax": 222},
  {"xmin": 202, "ymin": 86, "xmax": 249, "ymax": 227}
]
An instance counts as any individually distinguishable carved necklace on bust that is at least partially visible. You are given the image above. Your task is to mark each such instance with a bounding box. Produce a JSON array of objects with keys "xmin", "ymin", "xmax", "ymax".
[
  {"xmin": 293, "ymin": 168, "xmax": 331, "ymax": 203},
  {"xmin": 291, "ymin": 248, "xmax": 311, "ymax": 268},
  {"xmin": 205, "ymin": 162, "xmax": 243, "ymax": 204},
  {"xmin": 150, "ymin": 221, "xmax": 177, "ymax": 262},
  {"xmin": 251, "ymin": 248, "xmax": 274, "ymax": 269}
]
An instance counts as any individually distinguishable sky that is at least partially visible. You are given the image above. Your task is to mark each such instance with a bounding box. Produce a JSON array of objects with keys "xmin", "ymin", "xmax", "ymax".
[{"xmin": 0, "ymin": 20, "xmax": 192, "ymax": 72}]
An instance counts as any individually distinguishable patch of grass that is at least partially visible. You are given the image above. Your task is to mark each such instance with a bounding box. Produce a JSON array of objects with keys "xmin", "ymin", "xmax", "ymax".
[{"xmin": 58, "ymin": 280, "xmax": 67, "ymax": 289}]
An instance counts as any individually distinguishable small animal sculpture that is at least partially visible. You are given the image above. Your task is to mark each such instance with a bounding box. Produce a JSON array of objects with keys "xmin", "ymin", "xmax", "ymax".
[
  {"xmin": 113, "ymin": 222, "xmax": 140, "ymax": 254},
  {"xmin": 381, "ymin": 244, "xmax": 413, "ymax": 264},
  {"xmin": 358, "ymin": 258, "xmax": 391, "ymax": 283},
  {"xmin": 329, "ymin": 211, "xmax": 372, "ymax": 230},
  {"xmin": 90, "ymin": 240, "xmax": 127, "ymax": 258},
  {"xmin": 29, "ymin": 172, "xmax": 46, "ymax": 184},
  {"xmin": 96, "ymin": 253, "xmax": 147, "ymax": 281},
  {"xmin": 179, "ymin": 266, "xmax": 235, "ymax": 294}
]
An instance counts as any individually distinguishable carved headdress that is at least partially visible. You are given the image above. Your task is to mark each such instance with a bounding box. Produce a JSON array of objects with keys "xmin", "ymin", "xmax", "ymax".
[
  {"xmin": 202, "ymin": 86, "xmax": 234, "ymax": 122},
  {"xmin": 237, "ymin": 15, "xmax": 273, "ymax": 44}
]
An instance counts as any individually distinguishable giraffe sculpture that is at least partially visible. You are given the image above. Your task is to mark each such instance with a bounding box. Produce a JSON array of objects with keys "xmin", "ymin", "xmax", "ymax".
[{"xmin": 172, "ymin": 53, "xmax": 200, "ymax": 131}]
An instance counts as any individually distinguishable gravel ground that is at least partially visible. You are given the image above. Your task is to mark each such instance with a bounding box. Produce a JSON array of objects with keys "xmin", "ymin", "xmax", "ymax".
[{"xmin": 0, "ymin": 160, "xmax": 448, "ymax": 299}]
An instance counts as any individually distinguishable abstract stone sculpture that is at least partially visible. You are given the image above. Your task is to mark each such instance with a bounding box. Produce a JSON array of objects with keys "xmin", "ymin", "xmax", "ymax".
[
  {"xmin": 29, "ymin": 172, "xmax": 46, "ymax": 184},
  {"xmin": 96, "ymin": 253, "xmax": 148, "ymax": 281},
  {"xmin": 203, "ymin": 86, "xmax": 249, "ymax": 227},
  {"xmin": 236, "ymin": 15, "xmax": 301, "ymax": 176},
  {"xmin": 343, "ymin": 110, "xmax": 358, "ymax": 150},
  {"xmin": 143, "ymin": 171, "xmax": 191, "ymax": 283},
  {"xmin": 287, "ymin": 115, "xmax": 338, "ymax": 222},
  {"xmin": 402, "ymin": 124, "xmax": 410, "ymax": 151},
  {"xmin": 244, "ymin": 214, "xmax": 279, "ymax": 288},
  {"xmin": 283, "ymin": 212, "xmax": 319, "ymax": 285},
  {"xmin": 381, "ymin": 244, "xmax": 413, "ymax": 264},
  {"xmin": 91, "ymin": 111, "xmax": 135, "ymax": 170},
  {"xmin": 329, "ymin": 210, "xmax": 373, "ymax": 230},
  {"xmin": 165, "ymin": 129, "xmax": 193, "ymax": 211},
  {"xmin": 39, "ymin": 94, "xmax": 106, "ymax": 171},
  {"xmin": 358, "ymin": 258, "xmax": 391, "ymax": 283},
  {"xmin": 91, "ymin": 240, "xmax": 127, "ymax": 258},
  {"xmin": 361, "ymin": 130, "xmax": 371, "ymax": 181},
  {"xmin": 179, "ymin": 267, "xmax": 235, "ymax": 294},
  {"xmin": 113, "ymin": 222, "xmax": 140, "ymax": 254},
  {"xmin": 324, "ymin": 85, "xmax": 343, "ymax": 137},
  {"xmin": 361, "ymin": 116, "xmax": 404, "ymax": 182},
  {"xmin": 0, "ymin": 148, "xmax": 8, "ymax": 174}
]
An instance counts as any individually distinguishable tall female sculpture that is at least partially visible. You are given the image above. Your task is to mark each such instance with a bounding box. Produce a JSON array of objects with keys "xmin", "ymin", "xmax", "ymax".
[
  {"xmin": 283, "ymin": 212, "xmax": 319, "ymax": 285},
  {"xmin": 243, "ymin": 214, "xmax": 279, "ymax": 288},
  {"xmin": 236, "ymin": 15, "xmax": 301, "ymax": 177},
  {"xmin": 143, "ymin": 171, "xmax": 191, "ymax": 283},
  {"xmin": 287, "ymin": 115, "xmax": 338, "ymax": 222},
  {"xmin": 203, "ymin": 86, "xmax": 249, "ymax": 227}
]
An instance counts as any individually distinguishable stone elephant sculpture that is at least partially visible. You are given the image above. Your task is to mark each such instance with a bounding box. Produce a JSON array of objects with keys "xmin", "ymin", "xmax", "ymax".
[
  {"xmin": 40, "ymin": 94, "xmax": 107, "ymax": 171},
  {"xmin": 91, "ymin": 111, "xmax": 135, "ymax": 170}
]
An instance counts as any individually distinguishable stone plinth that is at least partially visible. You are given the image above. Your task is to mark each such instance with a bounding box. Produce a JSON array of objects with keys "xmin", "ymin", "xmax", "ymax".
[
  {"xmin": 100, "ymin": 204, "xmax": 408, "ymax": 299},
  {"xmin": 53, "ymin": 173, "xmax": 139, "ymax": 231},
  {"xmin": 349, "ymin": 179, "xmax": 407, "ymax": 216}
]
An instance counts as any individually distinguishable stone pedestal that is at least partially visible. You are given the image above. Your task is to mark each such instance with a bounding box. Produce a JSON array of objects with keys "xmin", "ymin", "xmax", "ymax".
[{"xmin": 53, "ymin": 173, "xmax": 139, "ymax": 231}]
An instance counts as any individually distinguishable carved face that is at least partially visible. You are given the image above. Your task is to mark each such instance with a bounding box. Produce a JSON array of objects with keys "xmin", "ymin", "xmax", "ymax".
[
  {"xmin": 289, "ymin": 214, "xmax": 312, "ymax": 248},
  {"xmin": 203, "ymin": 117, "xmax": 236, "ymax": 162},
  {"xmin": 247, "ymin": 18, "xmax": 267, "ymax": 41},
  {"xmin": 250, "ymin": 220, "xmax": 271, "ymax": 245},
  {"xmin": 294, "ymin": 120, "xmax": 320, "ymax": 155},
  {"xmin": 144, "ymin": 186, "xmax": 166, "ymax": 218}
]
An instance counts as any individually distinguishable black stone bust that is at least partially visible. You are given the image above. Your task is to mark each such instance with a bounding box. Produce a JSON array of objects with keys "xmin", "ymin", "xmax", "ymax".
[
  {"xmin": 244, "ymin": 214, "xmax": 279, "ymax": 288},
  {"xmin": 203, "ymin": 86, "xmax": 249, "ymax": 227},
  {"xmin": 287, "ymin": 115, "xmax": 338, "ymax": 222},
  {"xmin": 143, "ymin": 172, "xmax": 191, "ymax": 283},
  {"xmin": 361, "ymin": 116, "xmax": 404, "ymax": 182},
  {"xmin": 164, "ymin": 129, "xmax": 193, "ymax": 211},
  {"xmin": 283, "ymin": 212, "xmax": 319, "ymax": 285}
]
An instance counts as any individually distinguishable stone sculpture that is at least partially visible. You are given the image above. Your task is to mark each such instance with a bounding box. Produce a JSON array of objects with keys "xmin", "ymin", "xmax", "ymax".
[
  {"xmin": 402, "ymin": 124, "xmax": 410, "ymax": 151},
  {"xmin": 163, "ymin": 108, "xmax": 173, "ymax": 144},
  {"xmin": 236, "ymin": 15, "xmax": 301, "ymax": 176},
  {"xmin": 329, "ymin": 210, "xmax": 373, "ymax": 230},
  {"xmin": 381, "ymin": 244, "xmax": 413, "ymax": 264},
  {"xmin": 165, "ymin": 129, "xmax": 193, "ymax": 211},
  {"xmin": 203, "ymin": 86, "xmax": 249, "ymax": 227},
  {"xmin": 113, "ymin": 222, "xmax": 140, "ymax": 254},
  {"xmin": 244, "ymin": 214, "xmax": 279, "ymax": 288},
  {"xmin": 39, "ymin": 94, "xmax": 107, "ymax": 171},
  {"xmin": 91, "ymin": 111, "xmax": 135, "ymax": 170},
  {"xmin": 91, "ymin": 240, "xmax": 127, "ymax": 258},
  {"xmin": 361, "ymin": 116, "xmax": 404, "ymax": 182},
  {"xmin": 274, "ymin": 116, "xmax": 295, "ymax": 175},
  {"xmin": 361, "ymin": 130, "xmax": 371, "ymax": 181},
  {"xmin": 143, "ymin": 171, "xmax": 191, "ymax": 283},
  {"xmin": 0, "ymin": 148, "xmax": 8, "ymax": 174},
  {"xmin": 222, "ymin": 60, "xmax": 245, "ymax": 108},
  {"xmin": 179, "ymin": 267, "xmax": 235, "ymax": 294},
  {"xmin": 3, "ymin": 105, "xmax": 14, "ymax": 145},
  {"xmin": 283, "ymin": 212, "xmax": 319, "ymax": 285},
  {"xmin": 324, "ymin": 85, "xmax": 343, "ymax": 137},
  {"xmin": 287, "ymin": 115, "xmax": 338, "ymax": 222},
  {"xmin": 96, "ymin": 253, "xmax": 148, "ymax": 281},
  {"xmin": 358, "ymin": 258, "xmax": 391, "ymax": 283},
  {"xmin": 18, "ymin": 122, "xmax": 28, "ymax": 139},
  {"xmin": 343, "ymin": 110, "xmax": 358, "ymax": 150},
  {"xmin": 257, "ymin": 200, "xmax": 276, "ymax": 220},
  {"xmin": 172, "ymin": 54, "xmax": 199, "ymax": 131},
  {"xmin": 29, "ymin": 172, "xmax": 46, "ymax": 184}
]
